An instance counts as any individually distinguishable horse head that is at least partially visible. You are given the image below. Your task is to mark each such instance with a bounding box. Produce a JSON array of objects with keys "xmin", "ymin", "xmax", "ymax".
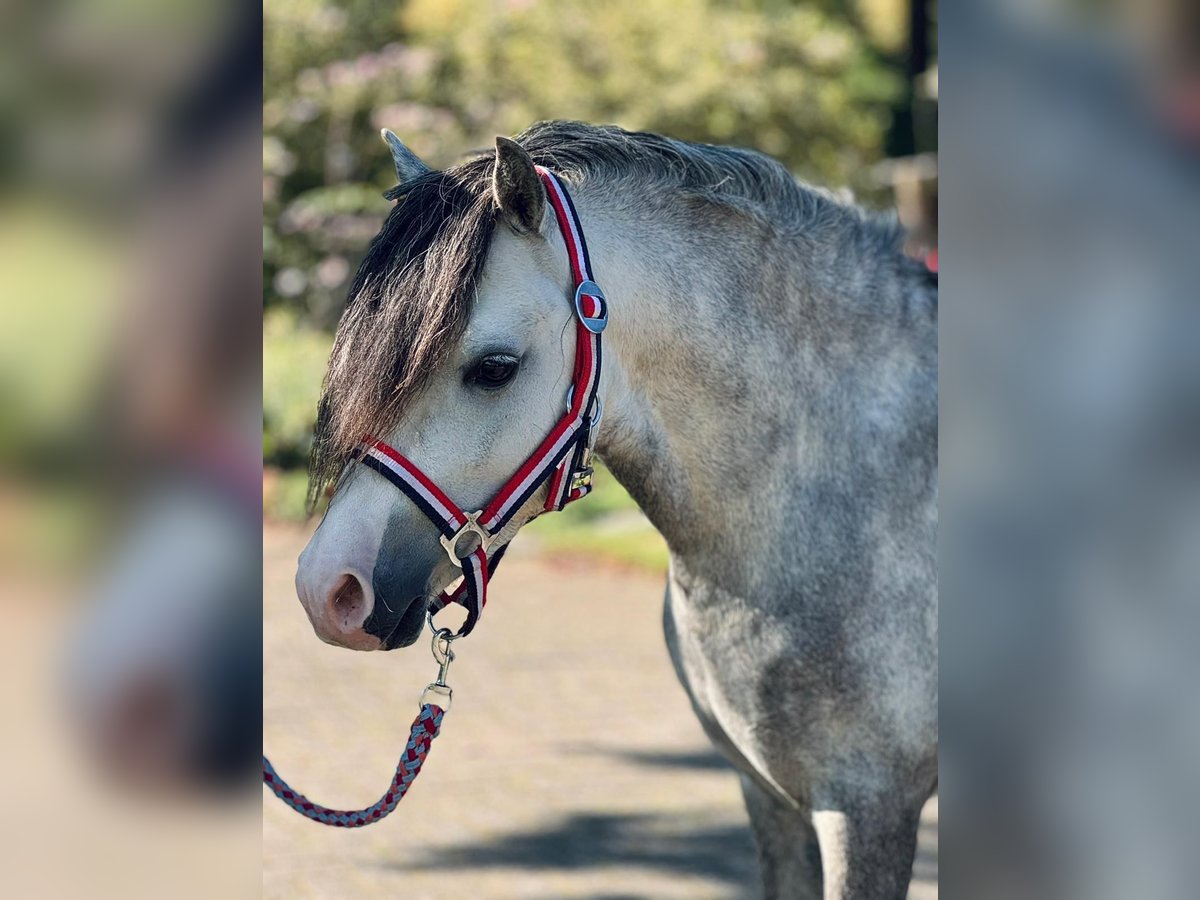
[{"xmin": 295, "ymin": 133, "xmax": 598, "ymax": 650}]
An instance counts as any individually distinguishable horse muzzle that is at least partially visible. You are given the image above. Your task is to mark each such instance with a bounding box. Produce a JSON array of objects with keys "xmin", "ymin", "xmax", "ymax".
[
  {"xmin": 296, "ymin": 568, "xmax": 385, "ymax": 651},
  {"xmin": 297, "ymin": 567, "xmax": 436, "ymax": 651}
]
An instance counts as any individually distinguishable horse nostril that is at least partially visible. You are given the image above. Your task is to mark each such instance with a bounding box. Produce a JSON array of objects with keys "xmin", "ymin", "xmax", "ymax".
[{"xmin": 326, "ymin": 573, "xmax": 372, "ymax": 634}]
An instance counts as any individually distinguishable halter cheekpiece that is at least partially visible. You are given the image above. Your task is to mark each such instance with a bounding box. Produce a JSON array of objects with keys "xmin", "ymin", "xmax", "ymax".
[{"xmin": 358, "ymin": 166, "xmax": 606, "ymax": 639}]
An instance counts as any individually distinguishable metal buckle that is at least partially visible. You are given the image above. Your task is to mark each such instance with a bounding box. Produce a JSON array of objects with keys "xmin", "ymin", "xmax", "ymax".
[
  {"xmin": 568, "ymin": 446, "xmax": 595, "ymax": 492},
  {"xmin": 438, "ymin": 511, "xmax": 492, "ymax": 568},
  {"xmin": 574, "ymin": 280, "xmax": 608, "ymax": 333}
]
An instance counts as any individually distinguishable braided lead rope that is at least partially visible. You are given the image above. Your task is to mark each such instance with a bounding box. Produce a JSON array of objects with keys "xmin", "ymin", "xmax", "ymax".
[{"xmin": 262, "ymin": 704, "xmax": 444, "ymax": 828}]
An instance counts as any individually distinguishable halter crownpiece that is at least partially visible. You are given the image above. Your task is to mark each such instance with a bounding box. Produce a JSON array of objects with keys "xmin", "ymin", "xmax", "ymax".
[{"xmin": 359, "ymin": 166, "xmax": 606, "ymax": 639}]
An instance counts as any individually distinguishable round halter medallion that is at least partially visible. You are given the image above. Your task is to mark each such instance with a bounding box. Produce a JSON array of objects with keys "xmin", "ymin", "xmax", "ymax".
[{"xmin": 574, "ymin": 280, "xmax": 608, "ymax": 333}]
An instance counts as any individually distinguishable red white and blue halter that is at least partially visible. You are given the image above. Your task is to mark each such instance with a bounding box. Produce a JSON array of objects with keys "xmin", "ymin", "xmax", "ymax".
[
  {"xmin": 264, "ymin": 167, "xmax": 608, "ymax": 827},
  {"xmin": 359, "ymin": 165, "xmax": 606, "ymax": 639}
]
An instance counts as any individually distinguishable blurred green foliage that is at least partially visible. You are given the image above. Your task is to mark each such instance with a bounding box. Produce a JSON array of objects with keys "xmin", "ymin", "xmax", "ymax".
[
  {"xmin": 264, "ymin": 0, "xmax": 910, "ymax": 332},
  {"xmin": 263, "ymin": 466, "xmax": 317, "ymax": 521},
  {"xmin": 525, "ymin": 465, "xmax": 670, "ymax": 571},
  {"xmin": 263, "ymin": 309, "xmax": 332, "ymax": 468}
]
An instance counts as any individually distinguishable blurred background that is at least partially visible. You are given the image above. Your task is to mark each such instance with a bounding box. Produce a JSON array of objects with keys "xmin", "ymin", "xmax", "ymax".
[
  {"xmin": 942, "ymin": 2, "xmax": 1199, "ymax": 899},
  {"xmin": 0, "ymin": 1, "xmax": 261, "ymax": 898}
]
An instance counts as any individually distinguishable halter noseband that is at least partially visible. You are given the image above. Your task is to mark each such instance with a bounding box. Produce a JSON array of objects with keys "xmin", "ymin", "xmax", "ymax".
[{"xmin": 358, "ymin": 167, "xmax": 607, "ymax": 638}]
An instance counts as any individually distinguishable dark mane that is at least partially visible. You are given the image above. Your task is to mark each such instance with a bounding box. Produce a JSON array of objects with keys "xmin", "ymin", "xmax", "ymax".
[{"xmin": 308, "ymin": 120, "xmax": 894, "ymax": 505}]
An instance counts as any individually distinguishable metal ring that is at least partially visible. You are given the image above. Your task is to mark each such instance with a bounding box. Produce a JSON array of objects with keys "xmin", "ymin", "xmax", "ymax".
[
  {"xmin": 426, "ymin": 609, "xmax": 462, "ymax": 641},
  {"xmin": 565, "ymin": 388, "xmax": 604, "ymax": 427},
  {"xmin": 589, "ymin": 396, "xmax": 604, "ymax": 430}
]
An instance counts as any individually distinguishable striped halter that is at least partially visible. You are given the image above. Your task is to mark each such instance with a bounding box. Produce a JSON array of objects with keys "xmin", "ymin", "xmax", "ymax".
[{"xmin": 358, "ymin": 167, "xmax": 606, "ymax": 639}]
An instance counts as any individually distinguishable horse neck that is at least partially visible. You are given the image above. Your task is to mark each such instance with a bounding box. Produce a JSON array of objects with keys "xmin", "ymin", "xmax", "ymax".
[{"xmin": 579, "ymin": 183, "xmax": 937, "ymax": 588}]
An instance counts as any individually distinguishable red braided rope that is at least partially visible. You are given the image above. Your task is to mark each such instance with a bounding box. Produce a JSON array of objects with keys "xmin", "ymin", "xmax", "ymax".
[{"xmin": 262, "ymin": 704, "xmax": 444, "ymax": 827}]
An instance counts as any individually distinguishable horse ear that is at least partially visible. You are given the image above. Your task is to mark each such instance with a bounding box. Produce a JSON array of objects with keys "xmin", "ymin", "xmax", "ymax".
[
  {"xmin": 492, "ymin": 136, "xmax": 545, "ymax": 235},
  {"xmin": 380, "ymin": 128, "xmax": 431, "ymax": 185}
]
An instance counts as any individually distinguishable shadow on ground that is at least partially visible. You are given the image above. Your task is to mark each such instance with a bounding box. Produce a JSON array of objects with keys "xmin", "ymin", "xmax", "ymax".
[
  {"xmin": 606, "ymin": 748, "xmax": 735, "ymax": 772},
  {"xmin": 560, "ymin": 743, "xmax": 735, "ymax": 773},
  {"xmin": 388, "ymin": 746, "xmax": 936, "ymax": 897},
  {"xmin": 390, "ymin": 811, "xmax": 759, "ymax": 888}
]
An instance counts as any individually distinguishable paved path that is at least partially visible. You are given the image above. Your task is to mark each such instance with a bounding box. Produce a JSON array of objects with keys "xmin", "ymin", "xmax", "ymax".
[{"xmin": 264, "ymin": 523, "xmax": 937, "ymax": 898}]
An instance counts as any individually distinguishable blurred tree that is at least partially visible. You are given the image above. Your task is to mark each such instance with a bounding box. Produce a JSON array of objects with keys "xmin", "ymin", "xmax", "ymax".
[{"xmin": 264, "ymin": 0, "xmax": 918, "ymax": 330}]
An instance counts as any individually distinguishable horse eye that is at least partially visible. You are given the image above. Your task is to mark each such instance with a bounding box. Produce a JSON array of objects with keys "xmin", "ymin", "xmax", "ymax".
[{"xmin": 469, "ymin": 354, "xmax": 520, "ymax": 390}]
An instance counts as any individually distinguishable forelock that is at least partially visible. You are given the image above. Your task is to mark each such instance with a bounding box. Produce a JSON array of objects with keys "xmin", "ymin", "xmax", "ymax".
[{"xmin": 308, "ymin": 157, "xmax": 497, "ymax": 506}]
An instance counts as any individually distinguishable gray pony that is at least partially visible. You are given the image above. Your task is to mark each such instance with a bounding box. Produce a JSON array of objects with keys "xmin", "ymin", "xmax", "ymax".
[{"xmin": 295, "ymin": 121, "xmax": 938, "ymax": 899}]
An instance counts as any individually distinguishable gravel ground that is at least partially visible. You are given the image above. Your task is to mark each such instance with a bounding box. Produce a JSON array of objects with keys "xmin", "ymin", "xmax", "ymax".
[{"xmin": 264, "ymin": 522, "xmax": 937, "ymax": 898}]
